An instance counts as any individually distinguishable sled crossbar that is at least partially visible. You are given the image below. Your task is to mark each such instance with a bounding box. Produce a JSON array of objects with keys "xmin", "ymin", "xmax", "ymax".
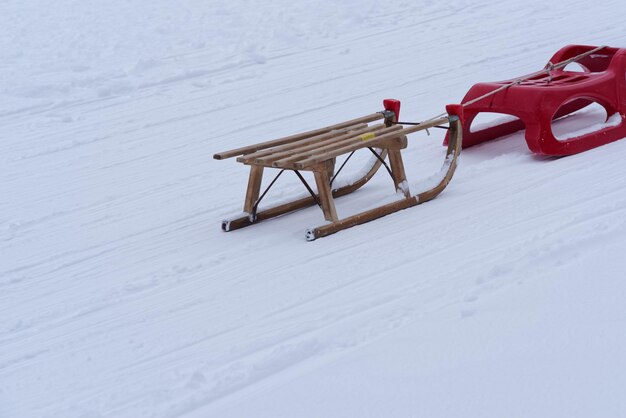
[{"xmin": 214, "ymin": 100, "xmax": 463, "ymax": 240}]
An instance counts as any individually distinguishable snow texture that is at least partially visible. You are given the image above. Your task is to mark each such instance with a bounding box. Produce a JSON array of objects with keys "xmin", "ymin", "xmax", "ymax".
[
  {"xmin": 471, "ymin": 113, "xmax": 521, "ymax": 132},
  {"xmin": 2, "ymin": 1, "xmax": 626, "ymax": 417},
  {"xmin": 556, "ymin": 112, "xmax": 622, "ymax": 140}
]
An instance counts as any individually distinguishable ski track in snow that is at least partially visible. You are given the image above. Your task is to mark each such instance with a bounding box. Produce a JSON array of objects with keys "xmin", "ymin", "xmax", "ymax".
[{"xmin": 2, "ymin": 0, "xmax": 626, "ymax": 417}]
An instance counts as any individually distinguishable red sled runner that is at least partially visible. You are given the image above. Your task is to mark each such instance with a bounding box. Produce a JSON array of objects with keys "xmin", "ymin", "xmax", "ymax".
[{"xmin": 445, "ymin": 44, "xmax": 626, "ymax": 156}]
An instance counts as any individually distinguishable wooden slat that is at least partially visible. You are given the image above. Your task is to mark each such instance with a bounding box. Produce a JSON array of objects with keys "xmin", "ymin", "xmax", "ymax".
[
  {"xmin": 263, "ymin": 124, "xmax": 398, "ymax": 166},
  {"xmin": 292, "ymin": 129, "xmax": 407, "ymax": 170},
  {"xmin": 213, "ymin": 113, "xmax": 384, "ymax": 160},
  {"xmin": 258, "ymin": 123, "xmax": 385, "ymax": 164},
  {"xmin": 270, "ymin": 125, "xmax": 403, "ymax": 168},
  {"xmin": 292, "ymin": 118, "xmax": 447, "ymax": 169},
  {"xmin": 235, "ymin": 123, "xmax": 367, "ymax": 163}
]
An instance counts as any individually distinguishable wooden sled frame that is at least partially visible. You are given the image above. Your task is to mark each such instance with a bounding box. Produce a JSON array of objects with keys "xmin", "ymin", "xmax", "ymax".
[{"xmin": 214, "ymin": 101, "xmax": 463, "ymax": 240}]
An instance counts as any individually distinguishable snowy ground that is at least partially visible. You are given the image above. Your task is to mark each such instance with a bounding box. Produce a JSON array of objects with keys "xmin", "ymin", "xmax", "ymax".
[{"xmin": 2, "ymin": 1, "xmax": 626, "ymax": 417}]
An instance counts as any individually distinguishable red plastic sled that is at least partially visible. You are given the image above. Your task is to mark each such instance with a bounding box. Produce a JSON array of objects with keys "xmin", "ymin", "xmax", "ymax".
[{"xmin": 445, "ymin": 45, "xmax": 626, "ymax": 156}]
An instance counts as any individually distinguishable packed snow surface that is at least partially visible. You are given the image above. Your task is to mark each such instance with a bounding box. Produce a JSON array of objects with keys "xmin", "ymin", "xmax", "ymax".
[{"xmin": 2, "ymin": 1, "xmax": 626, "ymax": 417}]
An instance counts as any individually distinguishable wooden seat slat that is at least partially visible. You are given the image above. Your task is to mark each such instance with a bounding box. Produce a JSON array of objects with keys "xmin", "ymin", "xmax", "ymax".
[
  {"xmin": 214, "ymin": 113, "xmax": 384, "ymax": 160},
  {"xmin": 236, "ymin": 123, "xmax": 367, "ymax": 163},
  {"xmin": 255, "ymin": 123, "xmax": 389, "ymax": 165},
  {"xmin": 270, "ymin": 124, "xmax": 403, "ymax": 168},
  {"xmin": 291, "ymin": 117, "xmax": 449, "ymax": 169}
]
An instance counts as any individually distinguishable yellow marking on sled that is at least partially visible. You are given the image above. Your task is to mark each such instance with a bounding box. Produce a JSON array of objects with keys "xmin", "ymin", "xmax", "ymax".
[{"xmin": 359, "ymin": 132, "xmax": 376, "ymax": 141}]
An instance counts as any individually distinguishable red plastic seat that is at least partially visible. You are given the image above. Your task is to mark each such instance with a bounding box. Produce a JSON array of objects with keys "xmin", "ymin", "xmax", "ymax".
[{"xmin": 445, "ymin": 45, "xmax": 626, "ymax": 156}]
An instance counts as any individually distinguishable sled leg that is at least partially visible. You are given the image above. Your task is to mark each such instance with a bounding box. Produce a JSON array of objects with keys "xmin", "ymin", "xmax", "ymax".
[
  {"xmin": 388, "ymin": 147, "xmax": 410, "ymax": 197},
  {"xmin": 313, "ymin": 161, "xmax": 338, "ymax": 222},
  {"xmin": 243, "ymin": 165, "xmax": 264, "ymax": 215}
]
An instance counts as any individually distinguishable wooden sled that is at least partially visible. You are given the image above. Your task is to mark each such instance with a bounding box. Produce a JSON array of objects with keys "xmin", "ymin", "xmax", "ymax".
[{"xmin": 214, "ymin": 101, "xmax": 463, "ymax": 240}]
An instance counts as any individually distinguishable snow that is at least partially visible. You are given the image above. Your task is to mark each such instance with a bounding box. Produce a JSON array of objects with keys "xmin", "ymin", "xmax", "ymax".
[
  {"xmin": 414, "ymin": 152, "xmax": 456, "ymax": 199},
  {"xmin": 471, "ymin": 113, "xmax": 521, "ymax": 132},
  {"xmin": 555, "ymin": 111, "xmax": 623, "ymax": 140},
  {"xmin": 330, "ymin": 151, "xmax": 383, "ymax": 190},
  {"xmin": 2, "ymin": 1, "xmax": 626, "ymax": 417}
]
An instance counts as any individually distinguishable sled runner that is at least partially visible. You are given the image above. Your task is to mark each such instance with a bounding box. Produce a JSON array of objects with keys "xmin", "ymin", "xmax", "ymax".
[
  {"xmin": 214, "ymin": 101, "xmax": 463, "ymax": 240},
  {"xmin": 444, "ymin": 44, "xmax": 626, "ymax": 155}
]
